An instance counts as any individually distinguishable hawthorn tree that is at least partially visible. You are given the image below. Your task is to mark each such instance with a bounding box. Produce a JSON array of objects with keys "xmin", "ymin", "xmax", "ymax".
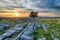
[{"xmin": 30, "ymin": 11, "xmax": 38, "ymax": 20}]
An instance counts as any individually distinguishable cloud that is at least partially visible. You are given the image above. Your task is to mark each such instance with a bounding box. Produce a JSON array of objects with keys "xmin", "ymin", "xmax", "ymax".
[
  {"xmin": 55, "ymin": 0, "xmax": 60, "ymax": 6},
  {"xmin": 20, "ymin": 0, "xmax": 60, "ymax": 11},
  {"xmin": 0, "ymin": 0, "xmax": 60, "ymax": 11}
]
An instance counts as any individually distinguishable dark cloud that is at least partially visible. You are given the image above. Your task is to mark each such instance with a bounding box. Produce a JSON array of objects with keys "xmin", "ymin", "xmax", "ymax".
[
  {"xmin": 0, "ymin": 0, "xmax": 60, "ymax": 10},
  {"xmin": 20, "ymin": 0, "xmax": 60, "ymax": 11}
]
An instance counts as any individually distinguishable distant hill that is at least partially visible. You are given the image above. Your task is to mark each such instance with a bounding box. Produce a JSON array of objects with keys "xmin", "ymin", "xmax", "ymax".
[{"xmin": 38, "ymin": 16, "xmax": 60, "ymax": 18}]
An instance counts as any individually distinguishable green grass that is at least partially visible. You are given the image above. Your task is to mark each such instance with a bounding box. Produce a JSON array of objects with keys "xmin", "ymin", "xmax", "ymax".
[
  {"xmin": 0, "ymin": 19, "xmax": 29, "ymax": 38},
  {"xmin": 0, "ymin": 18, "xmax": 60, "ymax": 40},
  {"xmin": 0, "ymin": 28, "xmax": 9, "ymax": 35},
  {"xmin": 33, "ymin": 18, "xmax": 60, "ymax": 40},
  {"xmin": 0, "ymin": 19, "xmax": 16, "ymax": 35}
]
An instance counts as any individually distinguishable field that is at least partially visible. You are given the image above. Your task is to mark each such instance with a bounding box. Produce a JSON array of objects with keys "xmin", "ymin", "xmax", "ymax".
[
  {"xmin": 34, "ymin": 18, "xmax": 60, "ymax": 40},
  {"xmin": 0, "ymin": 18, "xmax": 29, "ymax": 36},
  {"xmin": 0, "ymin": 17, "xmax": 60, "ymax": 40}
]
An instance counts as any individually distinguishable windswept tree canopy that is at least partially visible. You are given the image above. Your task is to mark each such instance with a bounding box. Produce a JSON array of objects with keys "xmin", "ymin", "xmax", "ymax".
[{"xmin": 30, "ymin": 11, "xmax": 38, "ymax": 19}]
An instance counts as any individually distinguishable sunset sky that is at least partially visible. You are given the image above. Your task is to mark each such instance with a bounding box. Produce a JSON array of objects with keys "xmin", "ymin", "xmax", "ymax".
[
  {"xmin": 0, "ymin": 11, "xmax": 60, "ymax": 17},
  {"xmin": 0, "ymin": 0, "xmax": 60, "ymax": 17}
]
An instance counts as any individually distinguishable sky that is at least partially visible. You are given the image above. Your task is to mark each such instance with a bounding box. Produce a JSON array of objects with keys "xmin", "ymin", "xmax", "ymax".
[
  {"xmin": 0, "ymin": 0, "xmax": 60, "ymax": 17},
  {"xmin": 0, "ymin": 0, "xmax": 60, "ymax": 10}
]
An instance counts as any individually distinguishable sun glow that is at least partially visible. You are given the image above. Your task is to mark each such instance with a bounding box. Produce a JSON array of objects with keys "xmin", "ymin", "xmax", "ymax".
[{"xmin": 14, "ymin": 13, "xmax": 20, "ymax": 17}]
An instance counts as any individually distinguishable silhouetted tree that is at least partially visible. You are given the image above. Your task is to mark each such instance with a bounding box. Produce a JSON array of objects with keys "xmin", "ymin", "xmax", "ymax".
[
  {"xmin": 0, "ymin": 19, "xmax": 2, "ymax": 21},
  {"xmin": 30, "ymin": 11, "xmax": 38, "ymax": 20}
]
